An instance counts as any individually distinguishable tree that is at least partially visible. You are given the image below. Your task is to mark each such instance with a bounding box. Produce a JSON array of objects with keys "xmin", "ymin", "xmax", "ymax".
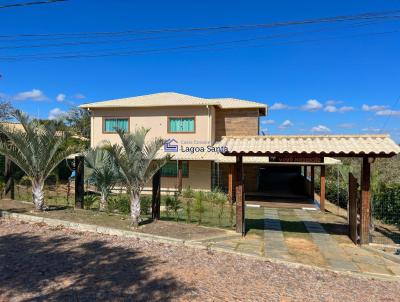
[
  {"xmin": 84, "ymin": 147, "xmax": 119, "ymax": 211},
  {"xmin": 0, "ymin": 100, "xmax": 15, "ymax": 121},
  {"xmin": 104, "ymin": 128, "xmax": 169, "ymax": 227},
  {"xmin": 65, "ymin": 107, "xmax": 91, "ymax": 140},
  {"xmin": 0, "ymin": 110, "xmax": 76, "ymax": 210}
]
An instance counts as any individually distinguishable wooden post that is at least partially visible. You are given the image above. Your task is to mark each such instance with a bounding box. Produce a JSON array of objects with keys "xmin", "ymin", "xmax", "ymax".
[
  {"xmin": 4, "ymin": 156, "xmax": 14, "ymax": 199},
  {"xmin": 177, "ymin": 160, "xmax": 183, "ymax": 193},
  {"xmin": 75, "ymin": 155, "xmax": 84, "ymax": 209},
  {"xmin": 228, "ymin": 164, "xmax": 234, "ymax": 203},
  {"xmin": 152, "ymin": 170, "xmax": 161, "ymax": 220},
  {"xmin": 320, "ymin": 165, "xmax": 326, "ymax": 211},
  {"xmin": 235, "ymin": 155, "xmax": 245, "ymax": 235},
  {"xmin": 348, "ymin": 172, "xmax": 359, "ymax": 244},
  {"xmin": 310, "ymin": 165, "xmax": 315, "ymax": 200},
  {"xmin": 360, "ymin": 157, "xmax": 371, "ymax": 245}
]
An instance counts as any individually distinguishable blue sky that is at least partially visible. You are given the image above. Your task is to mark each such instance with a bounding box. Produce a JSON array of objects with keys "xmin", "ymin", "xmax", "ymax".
[{"xmin": 0, "ymin": 0, "xmax": 399, "ymax": 141}]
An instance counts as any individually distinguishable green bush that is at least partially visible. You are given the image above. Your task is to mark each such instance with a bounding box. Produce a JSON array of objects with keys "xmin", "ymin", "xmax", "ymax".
[
  {"xmin": 165, "ymin": 194, "xmax": 182, "ymax": 221},
  {"xmin": 140, "ymin": 195, "xmax": 152, "ymax": 215},
  {"xmin": 193, "ymin": 191, "xmax": 206, "ymax": 224},
  {"xmin": 373, "ymin": 184, "xmax": 400, "ymax": 225},
  {"xmin": 108, "ymin": 195, "xmax": 130, "ymax": 214},
  {"xmin": 84, "ymin": 194, "xmax": 99, "ymax": 210}
]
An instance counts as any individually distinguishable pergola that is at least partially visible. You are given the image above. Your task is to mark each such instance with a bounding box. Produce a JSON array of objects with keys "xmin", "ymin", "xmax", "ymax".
[{"xmin": 216, "ymin": 134, "xmax": 400, "ymax": 244}]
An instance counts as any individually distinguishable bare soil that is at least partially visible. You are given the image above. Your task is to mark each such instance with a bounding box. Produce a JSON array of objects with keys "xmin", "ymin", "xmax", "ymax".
[{"xmin": 1, "ymin": 218, "xmax": 399, "ymax": 302}]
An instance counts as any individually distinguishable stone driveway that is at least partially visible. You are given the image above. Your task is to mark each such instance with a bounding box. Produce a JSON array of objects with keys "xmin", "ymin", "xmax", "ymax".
[{"xmin": 194, "ymin": 206, "xmax": 400, "ymax": 277}]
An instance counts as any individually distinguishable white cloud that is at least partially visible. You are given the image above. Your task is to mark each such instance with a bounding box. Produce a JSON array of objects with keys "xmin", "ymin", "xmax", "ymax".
[
  {"xmin": 325, "ymin": 100, "xmax": 343, "ymax": 106},
  {"xmin": 311, "ymin": 125, "xmax": 331, "ymax": 133},
  {"xmin": 362, "ymin": 104, "xmax": 388, "ymax": 111},
  {"xmin": 376, "ymin": 110, "xmax": 400, "ymax": 117},
  {"xmin": 261, "ymin": 119, "xmax": 275, "ymax": 125},
  {"xmin": 270, "ymin": 102, "xmax": 289, "ymax": 110},
  {"xmin": 301, "ymin": 99, "xmax": 323, "ymax": 112},
  {"xmin": 14, "ymin": 89, "xmax": 48, "ymax": 101},
  {"xmin": 362, "ymin": 127, "xmax": 381, "ymax": 132},
  {"xmin": 338, "ymin": 106, "xmax": 354, "ymax": 113},
  {"xmin": 56, "ymin": 93, "xmax": 66, "ymax": 102},
  {"xmin": 324, "ymin": 105, "xmax": 354, "ymax": 113},
  {"xmin": 278, "ymin": 120, "xmax": 293, "ymax": 129},
  {"xmin": 324, "ymin": 105, "xmax": 337, "ymax": 113},
  {"xmin": 73, "ymin": 93, "xmax": 86, "ymax": 99},
  {"xmin": 48, "ymin": 108, "xmax": 67, "ymax": 120},
  {"xmin": 338, "ymin": 123, "xmax": 355, "ymax": 129}
]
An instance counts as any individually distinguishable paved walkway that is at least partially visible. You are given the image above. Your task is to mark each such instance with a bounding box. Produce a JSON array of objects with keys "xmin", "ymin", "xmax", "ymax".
[
  {"xmin": 264, "ymin": 208, "xmax": 290, "ymax": 261},
  {"xmin": 294, "ymin": 209, "xmax": 359, "ymax": 272},
  {"xmin": 195, "ymin": 207, "xmax": 400, "ymax": 277}
]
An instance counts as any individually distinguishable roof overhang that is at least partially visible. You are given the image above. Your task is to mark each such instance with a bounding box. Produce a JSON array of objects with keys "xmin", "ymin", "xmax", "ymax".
[{"xmin": 216, "ymin": 135, "xmax": 400, "ymax": 158}]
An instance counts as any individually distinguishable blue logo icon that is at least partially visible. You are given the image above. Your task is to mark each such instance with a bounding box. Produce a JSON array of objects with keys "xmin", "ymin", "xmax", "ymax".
[{"xmin": 164, "ymin": 139, "xmax": 178, "ymax": 152}]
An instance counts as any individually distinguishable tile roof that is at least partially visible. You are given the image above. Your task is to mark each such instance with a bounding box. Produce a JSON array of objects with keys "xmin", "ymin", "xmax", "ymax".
[
  {"xmin": 215, "ymin": 135, "xmax": 400, "ymax": 157},
  {"xmin": 79, "ymin": 92, "xmax": 267, "ymax": 114}
]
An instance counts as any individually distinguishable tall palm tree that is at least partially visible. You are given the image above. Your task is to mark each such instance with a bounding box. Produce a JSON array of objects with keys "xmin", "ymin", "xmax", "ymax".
[
  {"xmin": 84, "ymin": 147, "xmax": 119, "ymax": 211},
  {"xmin": 0, "ymin": 110, "xmax": 76, "ymax": 210},
  {"xmin": 104, "ymin": 127, "xmax": 169, "ymax": 227}
]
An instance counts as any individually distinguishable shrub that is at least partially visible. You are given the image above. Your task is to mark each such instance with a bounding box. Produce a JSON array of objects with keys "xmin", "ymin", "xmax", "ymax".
[
  {"xmin": 373, "ymin": 184, "xmax": 400, "ymax": 225},
  {"xmin": 181, "ymin": 186, "xmax": 195, "ymax": 198},
  {"xmin": 84, "ymin": 194, "xmax": 99, "ymax": 210},
  {"xmin": 165, "ymin": 194, "xmax": 182, "ymax": 221},
  {"xmin": 140, "ymin": 195, "xmax": 152, "ymax": 215},
  {"xmin": 108, "ymin": 195, "xmax": 130, "ymax": 214},
  {"xmin": 193, "ymin": 191, "xmax": 206, "ymax": 224}
]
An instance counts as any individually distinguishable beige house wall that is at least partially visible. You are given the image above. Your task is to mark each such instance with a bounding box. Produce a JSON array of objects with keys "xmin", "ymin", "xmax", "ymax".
[
  {"xmin": 91, "ymin": 106, "xmax": 214, "ymax": 147},
  {"xmin": 143, "ymin": 160, "xmax": 212, "ymax": 193}
]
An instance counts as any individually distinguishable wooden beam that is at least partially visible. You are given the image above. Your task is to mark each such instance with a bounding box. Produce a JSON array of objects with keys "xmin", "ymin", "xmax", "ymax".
[
  {"xmin": 152, "ymin": 170, "xmax": 161, "ymax": 220},
  {"xmin": 74, "ymin": 155, "xmax": 84, "ymax": 209},
  {"xmin": 310, "ymin": 166, "xmax": 315, "ymax": 200},
  {"xmin": 228, "ymin": 163, "xmax": 234, "ymax": 203},
  {"xmin": 235, "ymin": 155, "xmax": 245, "ymax": 235},
  {"xmin": 348, "ymin": 172, "xmax": 358, "ymax": 244},
  {"xmin": 320, "ymin": 165, "xmax": 326, "ymax": 212},
  {"xmin": 4, "ymin": 156, "xmax": 14, "ymax": 199},
  {"xmin": 177, "ymin": 160, "xmax": 183, "ymax": 193},
  {"xmin": 360, "ymin": 157, "xmax": 371, "ymax": 245}
]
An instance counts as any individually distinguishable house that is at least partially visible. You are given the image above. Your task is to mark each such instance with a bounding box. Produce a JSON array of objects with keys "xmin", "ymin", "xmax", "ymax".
[{"xmin": 79, "ymin": 92, "xmax": 339, "ymax": 198}]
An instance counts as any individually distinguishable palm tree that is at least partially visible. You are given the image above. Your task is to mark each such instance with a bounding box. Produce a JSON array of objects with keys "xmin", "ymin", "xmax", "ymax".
[
  {"xmin": 84, "ymin": 147, "xmax": 119, "ymax": 211},
  {"xmin": 104, "ymin": 127, "xmax": 169, "ymax": 227},
  {"xmin": 0, "ymin": 110, "xmax": 76, "ymax": 210}
]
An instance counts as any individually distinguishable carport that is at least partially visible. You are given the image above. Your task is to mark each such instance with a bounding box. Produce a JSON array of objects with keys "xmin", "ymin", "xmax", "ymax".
[{"xmin": 217, "ymin": 134, "xmax": 400, "ymax": 244}]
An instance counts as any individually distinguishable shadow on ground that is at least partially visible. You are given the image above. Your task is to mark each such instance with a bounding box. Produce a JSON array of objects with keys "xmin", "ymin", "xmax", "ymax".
[{"xmin": 0, "ymin": 231, "xmax": 189, "ymax": 301}]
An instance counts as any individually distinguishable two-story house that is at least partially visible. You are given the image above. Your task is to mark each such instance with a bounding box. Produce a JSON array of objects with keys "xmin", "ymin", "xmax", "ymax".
[
  {"xmin": 79, "ymin": 92, "xmax": 268, "ymax": 191},
  {"xmin": 80, "ymin": 92, "xmax": 338, "ymax": 198}
]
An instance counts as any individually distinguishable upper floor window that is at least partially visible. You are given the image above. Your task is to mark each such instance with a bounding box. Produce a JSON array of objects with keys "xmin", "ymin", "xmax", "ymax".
[
  {"xmin": 104, "ymin": 118, "xmax": 129, "ymax": 133},
  {"xmin": 168, "ymin": 117, "xmax": 195, "ymax": 133}
]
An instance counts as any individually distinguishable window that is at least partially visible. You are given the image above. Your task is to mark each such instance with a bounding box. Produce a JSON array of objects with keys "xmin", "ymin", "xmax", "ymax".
[
  {"xmin": 168, "ymin": 117, "xmax": 195, "ymax": 133},
  {"xmin": 161, "ymin": 161, "xmax": 189, "ymax": 177},
  {"xmin": 104, "ymin": 118, "xmax": 129, "ymax": 133}
]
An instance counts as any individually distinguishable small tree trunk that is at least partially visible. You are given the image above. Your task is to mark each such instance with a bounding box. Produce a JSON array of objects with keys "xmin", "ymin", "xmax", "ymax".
[
  {"xmin": 99, "ymin": 191, "xmax": 107, "ymax": 211},
  {"xmin": 130, "ymin": 191, "xmax": 141, "ymax": 228},
  {"xmin": 32, "ymin": 178, "xmax": 45, "ymax": 211}
]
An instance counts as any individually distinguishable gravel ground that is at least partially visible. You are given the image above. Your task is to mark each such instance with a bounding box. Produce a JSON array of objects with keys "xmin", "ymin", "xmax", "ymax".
[{"xmin": 0, "ymin": 218, "xmax": 399, "ymax": 302}]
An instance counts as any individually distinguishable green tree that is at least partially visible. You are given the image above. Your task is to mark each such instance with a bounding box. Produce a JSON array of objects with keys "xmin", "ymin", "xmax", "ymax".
[
  {"xmin": 84, "ymin": 147, "xmax": 120, "ymax": 211},
  {"xmin": 104, "ymin": 128, "xmax": 169, "ymax": 227},
  {"xmin": 0, "ymin": 111, "xmax": 76, "ymax": 210},
  {"xmin": 65, "ymin": 107, "xmax": 91, "ymax": 140}
]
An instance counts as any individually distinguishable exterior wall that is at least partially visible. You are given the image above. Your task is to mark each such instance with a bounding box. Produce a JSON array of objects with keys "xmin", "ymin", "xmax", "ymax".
[
  {"xmin": 143, "ymin": 160, "xmax": 212, "ymax": 193},
  {"xmin": 91, "ymin": 106, "xmax": 213, "ymax": 147},
  {"xmin": 215, "ymin": 108, "xmax": 260, "ymax": 140},
  {"xmin": 216, "ymin": 163, "xmax": 261, "ymax": 193}
]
